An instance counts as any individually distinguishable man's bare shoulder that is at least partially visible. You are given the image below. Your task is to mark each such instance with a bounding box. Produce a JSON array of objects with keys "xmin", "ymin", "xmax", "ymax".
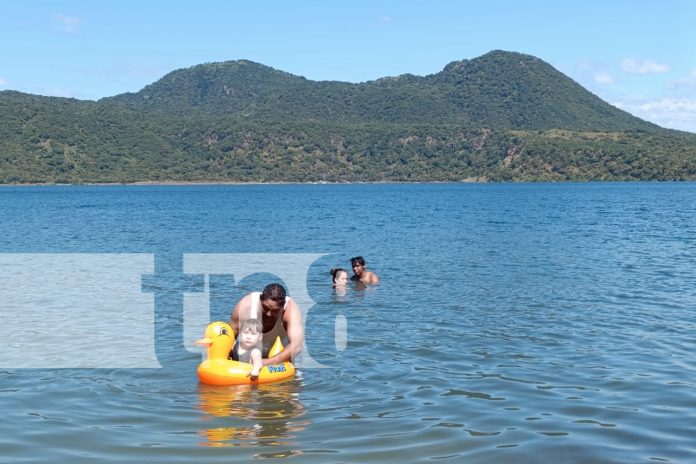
[
  {"xmin": 285, "ymin": 298, "xmax": 301, "ymax": 313},
  {"xmin": 232, "ymin": 293, "xmax": 252, "ymax": 310}
]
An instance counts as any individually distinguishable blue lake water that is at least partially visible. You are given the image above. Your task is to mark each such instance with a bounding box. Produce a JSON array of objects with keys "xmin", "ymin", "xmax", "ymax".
[{"xmin": 1, "ymin": 183, "xmax": 695, "ymax": 463}]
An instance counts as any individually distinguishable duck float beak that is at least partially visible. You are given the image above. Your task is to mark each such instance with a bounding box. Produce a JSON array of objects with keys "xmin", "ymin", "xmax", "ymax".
[{"xmin": 195, "ymin": 337, "xmax": 213, "ymax": 348}]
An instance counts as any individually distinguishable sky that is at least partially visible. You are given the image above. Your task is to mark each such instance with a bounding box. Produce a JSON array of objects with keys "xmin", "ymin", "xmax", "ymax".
[{"xmin": 2, "ymin": 1, "xmax": 695, "ymax": 133}]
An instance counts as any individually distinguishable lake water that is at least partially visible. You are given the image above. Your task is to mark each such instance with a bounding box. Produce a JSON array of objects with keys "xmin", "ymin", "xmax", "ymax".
[{"xmin": 1, "ymin": 183, "xmax": 695, "ymax": 463}]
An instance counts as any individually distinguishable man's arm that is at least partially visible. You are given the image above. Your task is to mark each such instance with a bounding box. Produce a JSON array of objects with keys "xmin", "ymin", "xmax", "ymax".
[
  {"xmin": 367, "ymin": 271, "xmax": 380, "ymax": 284},
  {"xmin": 262, "ymin": 301, "xmax": 304, "ymax": 365},
  {"xmin": 229, "ymin": 294, "xmax": 248, "ymax": 336}
]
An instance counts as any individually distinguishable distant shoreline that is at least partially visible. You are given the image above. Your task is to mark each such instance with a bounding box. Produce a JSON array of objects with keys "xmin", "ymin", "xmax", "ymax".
[
  {"xmin": 0, "ymin": 178, "xmax": 490, "ymax": 187},
  {"xmin": 3, "ymin": 178, "xmax": 695, "ymax": 188}
]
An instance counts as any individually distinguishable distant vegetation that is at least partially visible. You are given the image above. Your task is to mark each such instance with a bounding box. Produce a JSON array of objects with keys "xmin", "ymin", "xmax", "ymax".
[{"xmin": 1, "ymin": 50, "xmax": 695, "ymax": 183}]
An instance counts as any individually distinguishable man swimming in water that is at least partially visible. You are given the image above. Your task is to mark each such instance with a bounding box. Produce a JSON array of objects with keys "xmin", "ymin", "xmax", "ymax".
[
  {"xmin": 229, "ymin": 283, "xmax": 304, "ymax": 365},
  {"xmin": 350, "ymin": 256, "xmax": 380, "ymax": 284}
]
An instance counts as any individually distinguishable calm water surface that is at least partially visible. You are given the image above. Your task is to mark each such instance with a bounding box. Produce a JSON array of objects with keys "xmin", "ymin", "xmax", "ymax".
[{"xmin": 1, "ymin": 183, "xmax": 695, "ymax": 463}]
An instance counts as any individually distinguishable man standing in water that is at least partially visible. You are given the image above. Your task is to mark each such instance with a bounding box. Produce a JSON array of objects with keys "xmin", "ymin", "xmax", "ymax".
[
  {"xmin": 350, "ymin": 256, "xmax": 380, "ymax": 284},
  {"xmin": 229, "ymin": 283, "xmax": 304, "ymax": 365}
]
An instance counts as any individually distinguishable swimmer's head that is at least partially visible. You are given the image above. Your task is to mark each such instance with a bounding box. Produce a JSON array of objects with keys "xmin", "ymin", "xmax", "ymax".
[
  {"xmin": 260, "ymin": 283, "xmax": 286, "ymax": 317},
  {"xmin": 331, "ymin": 267, "xmax": 349, "ymax": 286},
  {"xmin": 350, "ymin": 256, "xmax": 366, "ymax": 267},
  {"xmin": 351, "ymin": 256, "xmax": 366, "ymax": 275}
]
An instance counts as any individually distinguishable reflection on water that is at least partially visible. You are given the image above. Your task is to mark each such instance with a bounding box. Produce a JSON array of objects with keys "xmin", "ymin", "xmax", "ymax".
[
  {"xmin": 351, "ymin": 280, "xmax": 368, "ymax": 292},
  {"xmin": 196, "ymin": 379, "xmax": 308, "ymax": 450},
  {"xmin": 333, "ymin": 287, "xmax": 348, "ymax": 303},
  {"xmin": 333, "ymin": 279, "xmax": 379, "ymax": 302}
]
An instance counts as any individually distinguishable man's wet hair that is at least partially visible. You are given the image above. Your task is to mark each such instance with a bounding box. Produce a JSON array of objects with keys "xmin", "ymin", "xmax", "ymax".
[
  {"xmin": 261, "ymin": 283, "xmax": 287, "ymax": 306},
  {"xmin": 350, "ymin": 256, "xmax": 366, "ymax": 266}
]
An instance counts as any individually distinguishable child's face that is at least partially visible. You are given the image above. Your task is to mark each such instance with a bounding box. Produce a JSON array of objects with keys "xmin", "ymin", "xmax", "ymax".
[{"xmin": 240, "ymin": 326, "xmax": 260, "ymax": 348}]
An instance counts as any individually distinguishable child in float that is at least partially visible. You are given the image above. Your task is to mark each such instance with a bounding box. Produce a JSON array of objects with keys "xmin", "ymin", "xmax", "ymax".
[{"xmin": 229, "ymin": 318, "xmax": 263, "ymax": 381}]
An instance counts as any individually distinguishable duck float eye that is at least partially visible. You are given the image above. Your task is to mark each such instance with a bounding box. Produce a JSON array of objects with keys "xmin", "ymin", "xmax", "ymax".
[{"xmin": 219, "ymin": 327, "xmax": 229, "ymax": 336}]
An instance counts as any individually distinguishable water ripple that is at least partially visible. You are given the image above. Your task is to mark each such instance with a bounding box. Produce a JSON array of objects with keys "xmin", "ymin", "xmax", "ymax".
[{"xmin": 2, "ymin": 183, "xmax": 696, "ymax": 463}]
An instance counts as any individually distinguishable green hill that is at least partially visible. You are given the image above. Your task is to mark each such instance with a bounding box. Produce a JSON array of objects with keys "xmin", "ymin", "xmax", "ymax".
[
  {"xmin": 1, "ymin": 50, "xmax": 694, "ymax": 183},
  {"xmin": 429, "ymin": 51, "xmax": 655, "ymax": 131},
  {"xmin": 104, "ymin": 51, "xmax": 655, "ymax": 130}
]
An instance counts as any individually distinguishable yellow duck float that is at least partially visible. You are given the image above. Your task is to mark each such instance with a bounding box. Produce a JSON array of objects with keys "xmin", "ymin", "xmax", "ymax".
[{"xmin": 195, "ymin": 321, "xmax": 295, "ymax": 385}]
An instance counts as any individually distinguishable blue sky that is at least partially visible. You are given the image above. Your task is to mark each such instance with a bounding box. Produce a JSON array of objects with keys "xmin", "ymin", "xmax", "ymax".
[{"xmin": 2, "ymin": 1, "xmax": 695, "ymax": 132}]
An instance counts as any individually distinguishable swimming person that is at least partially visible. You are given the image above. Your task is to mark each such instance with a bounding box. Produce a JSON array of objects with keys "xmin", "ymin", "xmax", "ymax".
[
  {"xmin": 350, "ymin": 256, "xmax": 380, "ymax": 284},
  {"xmin": 229, "ymin": 283, "xmax": 304, "ymax": 365},
  {"xmin": 331, "ymin": 267, "xmax": 349, "ymax": 287},
  {"xmin": 229, "ymin": 318, "xmax": 263, "ymax": 380},
  {"xmin": 331, "ymin": 267, "xmax": 349, "ymax": 299}
]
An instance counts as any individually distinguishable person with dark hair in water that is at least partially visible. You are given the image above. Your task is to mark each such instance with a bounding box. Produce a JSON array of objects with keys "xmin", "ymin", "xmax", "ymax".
[
  {"xmin": 331, "ymin": 267, "xmax": 349, "ymax": 298},
  {"xmin": 350, "ymin": 256, "xmax": 380, "ymax": 284},
  {"xmin": 229, "ymin": 283, "xmax": 304, "ymax": 365},
  {"xmin": 330, "ymin": 267, "xmax": 349, "ymax": 288}
]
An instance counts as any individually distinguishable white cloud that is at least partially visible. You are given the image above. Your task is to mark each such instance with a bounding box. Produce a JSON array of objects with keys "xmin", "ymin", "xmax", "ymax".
[
  {"xmin": 0, "ymin": 77, "xmax": 8, "ymax": 88},
  {"xmin": 621, "ymin": 58, "xmax": 669, "ymax": 75},
  {"xmin": 668, "ymin": 76, "xmax": 696, "ymax": 92},
  {"xmin": 665, "ymin": 70, "xmax": 696, "ymax": 99},
  {"xmin": 593, "ymin": 73, "xmax": 614, "ymax": 84},
  {"xmin": 614, "ymin": 97, "xmax": 696, "ymax": 133},
  {"xmin": 378, "ymin": 16, "xmax": 393, "ymax": 24},
  {"xmin": 53, "ymin": 13, "xmax": 82, "ymax": 33}
]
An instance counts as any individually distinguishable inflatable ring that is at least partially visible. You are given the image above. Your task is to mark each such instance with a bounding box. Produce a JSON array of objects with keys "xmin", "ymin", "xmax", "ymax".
[{"xmin": 195, "ymin": 321, "xmax": 295, "ymax": 385}]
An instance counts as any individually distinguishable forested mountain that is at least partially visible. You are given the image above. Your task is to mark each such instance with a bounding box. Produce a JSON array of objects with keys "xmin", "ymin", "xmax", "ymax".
[
  {"xmin": 105, "ymin": 51, "xmax": 654, "ymax": 131},
  {"xmin": 1, "ymin": 50, "xmax": 694, "ymax": 183}
]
